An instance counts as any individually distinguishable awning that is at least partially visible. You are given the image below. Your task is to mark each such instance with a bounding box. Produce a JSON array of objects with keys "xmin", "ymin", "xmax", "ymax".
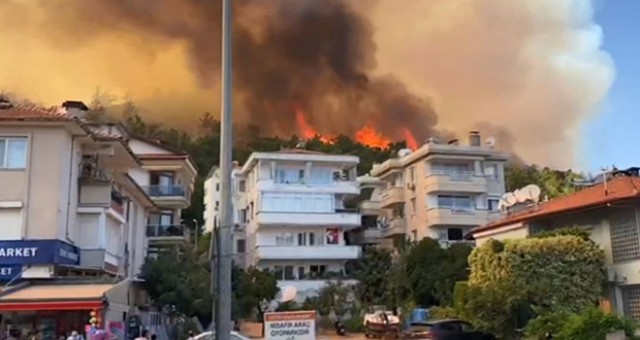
[{"xmin": 0, "ymin": 283, "xmax": 115, "ymax": 311}]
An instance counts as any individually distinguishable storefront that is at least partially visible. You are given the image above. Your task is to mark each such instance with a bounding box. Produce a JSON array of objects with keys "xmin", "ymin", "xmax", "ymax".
[
  {"xmin": 0, "ymin": 240, "xmax": 130, "ymax": 339},
  {"xmin": 0, "ymin": 281, "xmax": 130, "ymax": 339}
]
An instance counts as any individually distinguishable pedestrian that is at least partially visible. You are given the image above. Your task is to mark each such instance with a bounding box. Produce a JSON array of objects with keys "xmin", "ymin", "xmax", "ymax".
[
  {"xmin": 134, "ymin": 330, "xmax": 148, "ymax": 340},
  {"xmin": 66, "ymin": 331, "xmax": 79, "ymax": 340}
]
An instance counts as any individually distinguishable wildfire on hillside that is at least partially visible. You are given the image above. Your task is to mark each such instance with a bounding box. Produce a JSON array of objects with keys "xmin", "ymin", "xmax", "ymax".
[{"xmin": 294, "ymin": 106, "xmax": 418, "ymax": 150}]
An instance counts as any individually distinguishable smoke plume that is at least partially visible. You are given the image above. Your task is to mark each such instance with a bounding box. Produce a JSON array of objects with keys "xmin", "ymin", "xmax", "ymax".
[{"xmin": 0, "ymin": 0, "xmax": 613, "ymax": 167}]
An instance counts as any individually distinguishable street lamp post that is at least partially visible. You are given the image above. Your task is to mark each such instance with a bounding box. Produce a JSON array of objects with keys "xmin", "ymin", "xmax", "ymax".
[
  {"xmin": 193, "ymin": 218, "xmax": 199, "ymax": 248},
  {"xmin": 214, "ymin": 0, "xmax": 234, "ymax": 339}
]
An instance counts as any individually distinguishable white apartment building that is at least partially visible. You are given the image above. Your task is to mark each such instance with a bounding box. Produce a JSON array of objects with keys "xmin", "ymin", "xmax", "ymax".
[
  {"xmin": 205, "ymin": 149, "xmax": 362, "ymax": 301},
  {"xmin": 0, "ymin": 99, "xmax": 195, "ymax": 332},
  {"xmin": 204, "ymin": 165, "xmax": 246, "ymax": 267},
  {"xmin": 371, "ymin": 131, "xmax": 507, "ymax": 248}
]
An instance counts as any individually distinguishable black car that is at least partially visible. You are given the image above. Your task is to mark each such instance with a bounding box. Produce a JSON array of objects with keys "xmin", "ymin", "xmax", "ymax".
[{"xmin": 403, "ymin": 319, "xmax": 496, "ymax": 340}]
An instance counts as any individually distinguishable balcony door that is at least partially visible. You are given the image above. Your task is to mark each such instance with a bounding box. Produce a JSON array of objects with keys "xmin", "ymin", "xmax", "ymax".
[
  {"xmin": 148, "ymin": 210, "xmax": 174, "ymax": 226},
  {"xmin": 150, "ymin": 172, "xmax": 175, "ymax": 195}
]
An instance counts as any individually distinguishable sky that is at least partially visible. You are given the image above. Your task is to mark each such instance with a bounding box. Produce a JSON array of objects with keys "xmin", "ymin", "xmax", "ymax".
[{"xmin": 583, "ymin": 1, "xmax": 640, "ymax": 172}]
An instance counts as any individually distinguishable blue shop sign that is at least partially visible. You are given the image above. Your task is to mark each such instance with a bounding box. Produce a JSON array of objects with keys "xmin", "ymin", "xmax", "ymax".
[
  {"xmin": 0, "ymin": 240, "xmax": 80, "ymax": 266},
  {"xmin": 0, "ymin": 265, "xmax": 22, "ymax": 281}
]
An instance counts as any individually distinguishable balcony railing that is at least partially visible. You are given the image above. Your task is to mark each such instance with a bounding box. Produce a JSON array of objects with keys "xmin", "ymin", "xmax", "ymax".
[
  {"xmin": 144, "ymin": 185, "xmax": 187, "ymax": 198},
  {"xmin": 428, "ymin": 170, "xmax": 475, "ymax": 181},
  {"xmin": 146, "ymin": 225, "xmax": 186, "ymax": 238}
]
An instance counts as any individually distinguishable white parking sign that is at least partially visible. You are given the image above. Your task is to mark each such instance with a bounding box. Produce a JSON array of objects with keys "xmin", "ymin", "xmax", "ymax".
[{"xmin": 264, "ymin": 311, "xmax": 316, "ymax": 340}]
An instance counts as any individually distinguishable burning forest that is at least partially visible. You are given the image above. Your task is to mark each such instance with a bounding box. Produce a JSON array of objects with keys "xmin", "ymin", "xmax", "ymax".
[{"xmin": 0, "ymin": 0, "xmax": 614, "ymax": 166}]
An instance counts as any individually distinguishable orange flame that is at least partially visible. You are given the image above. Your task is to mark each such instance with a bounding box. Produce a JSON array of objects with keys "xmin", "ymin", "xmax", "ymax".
[
  {"xmin": 294, "ymin": 106, "xmax": 418, "ymax": 150},
  {"xmin": 294, "ymin": 106, "xmax": 334, "ymax": 143},
  {"xmin": 355, "ymin": 124, "xmax": 391, "ymax": 149}
]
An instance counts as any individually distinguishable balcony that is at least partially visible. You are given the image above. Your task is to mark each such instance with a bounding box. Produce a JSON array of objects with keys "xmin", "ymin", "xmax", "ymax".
[
  {"xmin": 380, "ymin": 217, "xmax": 406, "ymax": 238},
  {"xmin": 350, "ymin": 228, "xmax": 382, "ymax": 245},
  {"xmin": 380, "ymin": 187, "xmax": 405, "ymax": 208},
  {"xmin": 255, "ymin": 245, "xmax": 361, "ymax": 260},
  {"xmin": 425, "ymin": 171, "xmax": 487, "ymax": 193},
  {"xmin": 146, "ymin": 225, "xmax": 188, "ymax": 242},
  {"xmin": 257, "ymin": 179, "xmax": 359, "ymax": 195},
  {"xmin": 255, "ymin": 210, "xmax": 360, "ymax": 227},
  {"xmin": 359, "ymin": 200, "xmax": 381, "ymax": 216},
  {"xmin": 78, "ymin": 181, "xmax": 126, "ymax": 218},
  {"xmin": 144, "ymin": 185, "xmax": 189, "ymax": 207},
  {"xmin": 426, "ymin": 208, "xmax": 488, "ymax": 227}
]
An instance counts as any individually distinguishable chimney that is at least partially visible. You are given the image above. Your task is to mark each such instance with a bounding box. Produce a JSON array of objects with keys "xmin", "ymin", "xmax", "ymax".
[
  {"xmin": 469, "ymin": 131, "xmax": 481, "ymax": 146},
  {"xmin": 61, "ymin": 101, "xmax": 89, "ymax": 119}
]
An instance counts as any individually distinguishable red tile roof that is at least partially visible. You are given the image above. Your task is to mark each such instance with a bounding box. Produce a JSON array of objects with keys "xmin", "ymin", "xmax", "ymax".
[
  {"xmin": 473, "ymin": 176, "xmax": 640, "ymax": 233},
  {"xmin": 0, "ymin": 104, "xmax": 73, "ymax": 121}
]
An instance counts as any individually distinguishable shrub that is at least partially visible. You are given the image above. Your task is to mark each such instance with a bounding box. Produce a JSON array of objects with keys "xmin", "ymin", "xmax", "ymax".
[
  {"xmin": 429, "ymin": 306, "xmax": 461, "ymax": 320},
  {"xmin": 524, "ymin": 310, "xmax": 571, "ymax": 339},
  {"xmin": 557, "ymin": 307, "xmax": 637, "ymax": 340}
]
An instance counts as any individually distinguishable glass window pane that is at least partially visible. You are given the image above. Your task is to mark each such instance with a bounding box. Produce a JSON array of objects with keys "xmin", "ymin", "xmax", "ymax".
[
  {"xmin": 0, "ymin": 139, "xmax": 5, "ymax": 167},
  {"xmin": 6, "ymin": 138, "xmax": 26, "ymax": 168}
]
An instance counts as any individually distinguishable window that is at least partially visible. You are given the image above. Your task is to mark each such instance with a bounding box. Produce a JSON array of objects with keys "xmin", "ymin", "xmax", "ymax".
[
  {"xmin": 236, "ymin": 239, "xmax": 246, "ymax": 253},
  {"xmin": 410, "ymin": 198, "xmax": 417, "ymax": 214},
  {"xmin": 309, "ymin": 169, "xmax": 332, "ymax": 185},
  {"xmin": 275, "ymin": 168, "xmax": 302, "ymax": 184},
  {"xmin": 148, "ymin": 210, "xmax": 174, "ymax": 226},
  {"xmin": 238, "ymin": 180, "xmax": 246, "ymax": 192},
  {"xmin": 297, "ymin": 232, "xmax": 306, "ymax": 246},
  {"xmin": 239, "ymin": 209, "xmax": 247, "ymax": 223},
  {"xmin": 409, "ymin": 166, "xmax": 415, "ymax": 183},
  {"xmin": 274, "ymin": 266, "xmax": 284, "ymax": 280},
  {"xmin": 0, "ymin": 137, "xmax": 27, "ymax": 169},
  {"xmin": 309, "ymin": 232, "xmax": 316, "ymax": 246},
  {"xmin": 447, "ymin": 228, "xmax": 463, "ymax": 241},
  {"xmin": 298, "ymin": 266, "xmax": 305, "ymax": 280},
  {"xmin": 284, "ymin": 266, "xmax": 294, "ymax": 280},
  {"xmin": 488, "ymin": 199, "xmax": 499, "ymax": 211},
  {"xmin": 216, "ymin": 183, "xmax": 220, "ymax": 191},
  {"xmin": 411, "ymin": 230, "xmax": 418, "ymax": 241},
  {"xmin": 437, "ymin": 195, "xmax": 473, "ymax": 210}
]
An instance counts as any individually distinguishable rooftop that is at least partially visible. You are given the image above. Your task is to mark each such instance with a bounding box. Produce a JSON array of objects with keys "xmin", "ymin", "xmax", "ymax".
[
  {"xmin": 0, "ymin": 103, "xmax": 73, "ymax": 122},
  {"xmin": 472, "ymin": 175, "xmax": 640, "ymax": 234}
]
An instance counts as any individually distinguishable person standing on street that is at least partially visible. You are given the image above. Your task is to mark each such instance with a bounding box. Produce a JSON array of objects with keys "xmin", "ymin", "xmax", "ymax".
[{"xmin": 134, "ymin": 330, "xmax": 148, "ymax": 340}]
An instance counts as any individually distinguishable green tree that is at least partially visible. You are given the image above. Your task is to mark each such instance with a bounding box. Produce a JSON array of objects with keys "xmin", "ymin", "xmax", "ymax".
[
  {"xmin": 140, "ymin": 250, "xmax": 213, "ymax": 325},
  {"xmin": 354, "ymin": 247, "xmax": 394, "ymax": 306},
  {"xmin": 505, "ymin": 164, "xmax": 584, "ymax": 199},
  {"xmin": 233, "ymin": 266, "xmax": 279, "ymax": 321},
  {"xmin": 404, "ymin": 238, "xmax": 473, "ymax": 307},
  {"xmin": 315, "ymin": 281, "xmax": 356, "ymax": 317}
]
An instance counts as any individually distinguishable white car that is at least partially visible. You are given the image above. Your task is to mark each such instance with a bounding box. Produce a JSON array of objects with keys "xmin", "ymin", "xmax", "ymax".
[{"xmin": 192, "ymin": 331, "xmax": 251, "ymax": 340}]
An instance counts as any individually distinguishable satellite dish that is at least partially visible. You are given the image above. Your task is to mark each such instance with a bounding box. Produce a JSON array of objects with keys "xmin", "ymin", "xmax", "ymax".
[
  {"xmin": 513, "ymin": 188, "xmax": 529, "ymax": 203},
  {"xmin": 276, "ymin": 286, "xmax": 298, "ymax": 303},
  {"xmin": 485, "ymin": 137, "xmax": 496, "ymax": 147},
  {"xmin": 484, "ymin": 166, "xmax": 495, "ymax": 177},
  {"xmin": 521, "ymin": 184, "xmax": 542, "ymax": 203}
]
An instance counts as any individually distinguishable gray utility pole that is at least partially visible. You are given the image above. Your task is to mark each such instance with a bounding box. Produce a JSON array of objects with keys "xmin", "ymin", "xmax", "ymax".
[{"xmin": 215, "ymin": 0, "xmax": 234, "ymax": 339}]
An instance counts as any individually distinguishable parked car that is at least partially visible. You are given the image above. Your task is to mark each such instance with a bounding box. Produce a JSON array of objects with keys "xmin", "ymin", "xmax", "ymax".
[
  {"xmin": 402, "ymin": 319, "xmax": 496, "ymax": 340},
  {"xmin": 192, "ymin": 331, "xmax": 251, "ymax": 340}
]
